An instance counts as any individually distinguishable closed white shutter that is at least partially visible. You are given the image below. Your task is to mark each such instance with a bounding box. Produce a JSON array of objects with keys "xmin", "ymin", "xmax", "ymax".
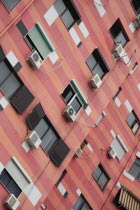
[{"xmin": 111, "ymin": 138, "xmax": 125, "ymax": 161}]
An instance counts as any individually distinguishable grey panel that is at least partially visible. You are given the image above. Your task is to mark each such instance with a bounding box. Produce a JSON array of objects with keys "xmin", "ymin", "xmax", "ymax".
[
  {"xmin": 0, "ymin": 61, "xmax": 11, "ymax": 85},
  {"xmin": 126, "ymin": 112, "xmax": 135, "ymax": 127},
  {"xmin": 0, "ymin": 73, "xmax": 21, "ymax": 99},
  {"xmin": 114, "ymin": 31, "xmax": 127, "ymax": 47},
  {"xmin": 54, "ymin": 0, "xmax": 66, "ymax": 16},
  {"xmin": 34, "ymin": 119, "xmax": 49, "ymax": 138},
  {"xmin": 1, "ymin": 0, "xmax": 21, "ymax": 12},
  {"xmin": 61, "ymin": 9, "xmax": 75, "ymax": 29}
]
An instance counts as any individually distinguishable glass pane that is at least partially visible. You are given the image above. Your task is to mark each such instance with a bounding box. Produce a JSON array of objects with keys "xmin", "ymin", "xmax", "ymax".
[
  {"xmin": 126, "ymin": 112, "xmax": 136, "ymax": 127},
  {"xmin": 81, "ymin": 203, "xmax": 92, "ymax": 210},
  {"xmin": 71, "ymin": 96, "xmax": 82, "ymax": 113},
  {"xmin": 8, "ymin": 180, "xmax": 21, "ymax": 198},
  {"xmin": 92, "ymin": 166, "xmax": 102, "ymax": 181},
  {"xmin": 41, "ymin": 128, "xmax": 58, "ymax": 153},
  {"xmin": 61, "ymin": 9, "xmax": 75, "ymax": 29},
  {"xmin": 0, "ymin": 61, "xmax": 11, "ymax": 85},
  {"xmin": 114, "ymin": 31, "xmax": 127, "ymax": 47},
  {"xmin": 73, "ymin": 196, "xmax": 85, "ymax": 210},
  {"xmin": 98, "ymin": 174, "xmax": 108, "ymax": 190},
  {"xmin": 34, "ymin": 119, "xmax": 49, "ymax": 138},
  {"xmin": 129, "ymin": 162, "xmax": 140, "ymax": 179},
  {"xmin": 92, "ymin": 63, "xmax": 104, "ymax": 79},
  {"xmin": 0, "ymin": 169, "xmax": 11, "ymax": 187},
  {"xmin": 1, "ymin": 0, "xmax": 21, "ymax": 12},
  {"xmin": 86, "ymin": 54, "xmax": 97, "ymax": 70},
  {"xmin": 54, "ymin": 0, "xmax": 66, "ymax": 16}
]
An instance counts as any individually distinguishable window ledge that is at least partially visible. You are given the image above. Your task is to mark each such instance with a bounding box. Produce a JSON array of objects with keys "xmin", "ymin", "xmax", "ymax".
[{"xmin": 123, "ymin": 170, "xmax": 135, "ymax": 181}]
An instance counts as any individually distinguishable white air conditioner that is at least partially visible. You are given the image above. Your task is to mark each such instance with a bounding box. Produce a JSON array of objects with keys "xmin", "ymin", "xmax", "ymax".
[
  {"xmin": 133, "ymin": 14, "xmax": 140, "ymax": 30},
  {"xmin": 108, "ymin": 148, "xmax": 117, "ymax": 159},
  {"xmin": 27, "ymin": 50, "xmax": 43, "ymax": 69},
  {"xmin": 112, "ymin": 44, "xmax": 124, "ymax": 59},
  {"xmin": 75, "ymin": 148, "xmax": 83, "ymax": 157},
  {"xmin": 4, "ymin": 194, "xmax": 20, "ymax": 210},
  {"xmin": 26, "ymin": 131, "xmax": 42, "ymax": 148},
  {"xmin": 63, "ymin": 105, "xmax": 76, "ymax": 122},
  {"xmin": 89, "ymin": 74, "xmax": 102, "ymax": 88}
]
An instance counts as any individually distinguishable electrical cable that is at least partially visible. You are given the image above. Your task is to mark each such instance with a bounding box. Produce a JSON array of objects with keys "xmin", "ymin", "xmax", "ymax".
[
  {"xmin": 75, "ymin": 120, "xmax": 96, "ymax": 128},
  {"xmin": 93, "ymin": 0, "xmax": 109, "ymax": 6},
  {"xmin": 39, "ymin": 59, "xmax": 63, "ymax": 74},
  {"xmin": 79, "ymin": 151, "xmax": 93, "ymax": 159}
]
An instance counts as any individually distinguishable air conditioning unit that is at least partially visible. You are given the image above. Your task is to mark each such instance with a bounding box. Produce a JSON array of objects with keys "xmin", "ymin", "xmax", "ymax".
[
  {"xmin": 75, "ymin": 147, "xmax": 83, "ymax": 157},
  {"xmin": 112, "ymin": 44, "xmax": 124, "ymax": 59},
  {"xmin": 133, "ymin": 14, "xmax": 140, "ymax": 30},
  {"xmin": 26, "ymin": 131, "xmax": 42, "ymax": 148},
  {"xmin": 4, "ymin": 194, "xmax": 20, "ymax": 210},
  {"xmin": 108, "ymin": 148, "xmax": 117, "ymax": 159},
  {"xmin": 89, "ymin": 74, "xmax": 102, "ymax": 88},
  {"xmin": 27, "ymin": 50, "xmax": 43, "ymax": 69},
  {"xmin": 63, "ymin": 105, "xmax": 76, "ymax": 122}
]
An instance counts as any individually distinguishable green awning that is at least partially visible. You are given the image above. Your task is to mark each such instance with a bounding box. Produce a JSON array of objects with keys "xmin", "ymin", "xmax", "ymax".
[
  {"xmin": 70, "ymin": 80, "xmax": 88, "ymax": 107},
  {"xmin": 28, "ymin": 23, "xmax": 55, "ymax": 59}
]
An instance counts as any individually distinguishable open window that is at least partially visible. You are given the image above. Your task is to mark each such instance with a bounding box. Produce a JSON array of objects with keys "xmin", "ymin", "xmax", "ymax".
[
  {"xmin": 61, "ymin": 80, "xmax": 88, "ymax": 114},
  {"xmin": 54, "ymin": 0, "xmax": 81, "ymax": 30},
  {"xmin": 86, "ymin": 48, "xmax": 110, "ymax": 79},
  {"xmin": 109, "ymin": 19, "xmax": 129, "ymax": 47},
  {"xmin": 1, "ymin": 0, "xmax": 21, "ymax": 12}
]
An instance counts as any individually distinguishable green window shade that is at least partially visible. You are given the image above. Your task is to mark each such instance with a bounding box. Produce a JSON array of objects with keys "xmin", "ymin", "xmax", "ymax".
[
  {"xmin": 70, "ymin": 80, "xmax": 88, "ymax": 107},
  {"xmin": 28, "ymin": 23, "xmax": 55, "ymax": 59}
]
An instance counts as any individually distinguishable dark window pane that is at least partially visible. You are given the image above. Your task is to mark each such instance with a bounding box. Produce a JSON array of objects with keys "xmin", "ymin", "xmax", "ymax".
[
  {"xmin": 131, "ymin": 0, "xmax": 140, "ymax": 14},
  {"xmin": 0, "ymin": 61, "xmax": 11, "ymax": 85},
  {"xmin": 114, "ymin": 31, "xmax": 127, "ymax": 47},
  {"xmin": 61, "ymin": 84, "xmax": 75, "ymax": 104},
  {"xmin": 81, "ymin": 202, "xmax": 92, "ymax": 210},
  {"xmin": 0, "ymin": 73, "xmax": 21, "ymax": 99},
  {"xmin": 71, "ymin": 96, "xmax": 82, "ymax": 113},
  {"xmin": 7, "ymin": 180, "xmax": 21, "ymax": 198},
  {"xmin": 129, "ymin": 158, "xmax": 140, "ymax": 181},
  {"xmin": 0, "ymin": 169, "xmax": 11, "ymax": 186},
  {"xmin": 61, "ymin": 9, "xmax": 75, "ymax": 29}
]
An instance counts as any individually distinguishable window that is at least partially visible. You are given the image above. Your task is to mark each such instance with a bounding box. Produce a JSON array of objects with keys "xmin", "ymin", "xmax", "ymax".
[
  {"xmin": 73, "ymin": 194, "xmax": 92, "ymax": 210},
  {"xmin": 26, "ymin": 104, "xmax": 70, "ymax": 166},
  {"xmin": 129, "ymin": 158, "xmax": 140, "ymax": 180},
  {"xmin": 56, "ymin": 170, "xmax": 68, "ymax": 198},
  {"xmin": 112, "ymin": 87, "xmax": 122, "ymax": 100},
  {"xmin": 92, "ymin": 164, "xmax": 110, "ymax": 190},
  {"xmin": 0, "ymin": 169, "xmax": 22, "ymax": 198},
  {"xmin": 56, "ymin": 170, "xmax": 67, "ymax": 186},
  {"xmin": 86, "ymin": 48, "xmax": 110, "ymax": 79},
  {"xmin": 111, "ymin": 135, "xmax": 128, "ymax": 161},
  {"xmin": 131, "ymin": 0, "xmax": 140, "ymax": 14},
  {"xmin": 109, "ymin": 19, "xmax": 129, "ymax": 47},
  {"xmin": 54, "ymin": 0, "xmax": 81, "ymax": 30},
  {"xmin": 126, "ymin": 110, "xmax": 139, "ymax": 134},
  {"xmin": 1, "ymin": 0, "xmax": 21, "ymax": 12},
  {"xmin": 25, "ymin": 23, "xmax": 55, "ymax": 60},
  {"xmin": 61, "ymin": 80, "xmax": 88, "ymax": 114},
  {"xmin": 0, "ymin": 57, "xmax": 34, "ymax": 114},
  {"xmin": 0, "ymin": 157, "xmax": 32, "ymax": 198}
]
